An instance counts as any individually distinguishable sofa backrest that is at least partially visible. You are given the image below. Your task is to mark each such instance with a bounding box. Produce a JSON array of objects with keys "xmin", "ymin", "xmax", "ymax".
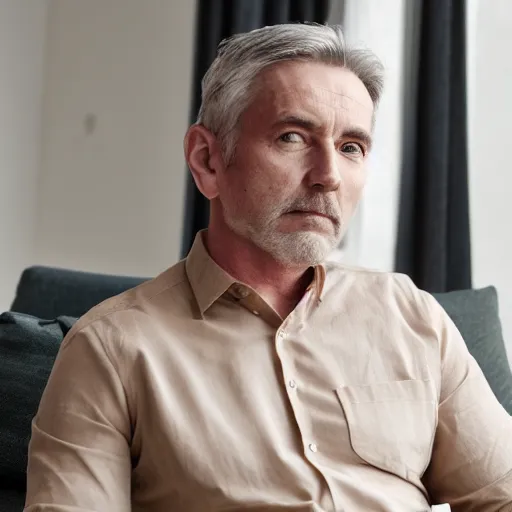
[{"xmin": 10, "ymin": 266, "xmax": 149, "ymax": 320}]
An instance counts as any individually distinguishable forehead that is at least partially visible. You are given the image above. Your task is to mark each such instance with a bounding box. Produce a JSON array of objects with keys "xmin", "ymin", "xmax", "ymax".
[{"xmin": 246, "ymin": 61, "xmax": 374, "ymax": 130}]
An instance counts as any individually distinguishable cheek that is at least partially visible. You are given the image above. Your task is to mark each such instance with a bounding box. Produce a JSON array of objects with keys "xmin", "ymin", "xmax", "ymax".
[
  {"xmin": 217, "ymin": 172, "xmax": 249, "ymax": 214},
  {"xmin": 242, "ymin": 158, "xmax": 296, "ymax": 198},
  {"xmin": 222, "ymin": 169, "xmax": 275, "ymax": 213},
  {"xmin": 227, "ymin": 140, "xmax": 304, "ymax": 205},
  {"xmin": 353, "ymin": 170, "xmax": 367, "ymax": 194},
  {"xmin": 341, "ymin": 167, "xmax": 367, "ymax": 204}
]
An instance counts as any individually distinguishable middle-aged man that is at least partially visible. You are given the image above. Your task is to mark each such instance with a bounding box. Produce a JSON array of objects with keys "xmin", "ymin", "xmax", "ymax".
[{"xmin": 26, "ymin": 23, "xmax": 512, "ymax": 512}]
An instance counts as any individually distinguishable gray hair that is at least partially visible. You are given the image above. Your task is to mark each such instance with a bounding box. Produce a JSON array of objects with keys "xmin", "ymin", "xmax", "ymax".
[{"xmin": 197, "ymin": 23, "xmax": 384, "ymax": 162}]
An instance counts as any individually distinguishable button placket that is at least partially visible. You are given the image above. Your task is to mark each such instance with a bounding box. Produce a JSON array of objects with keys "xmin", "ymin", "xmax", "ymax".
[
  {"xmin": 276, "ymin": 321, "xmax": 318, "ymax": 466},
  {"xmin": 275, "ymin": 323, "xmax": 321, "ymax": 485},
  {"xmin": 277, "ymin": 328, "xmax": 310, "ymax": 467}
]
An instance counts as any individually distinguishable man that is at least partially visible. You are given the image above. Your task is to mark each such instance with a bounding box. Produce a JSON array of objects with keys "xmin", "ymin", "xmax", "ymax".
[{"xmin": 26, "ymin": 23, "xmax": 512, "ymax": 512}]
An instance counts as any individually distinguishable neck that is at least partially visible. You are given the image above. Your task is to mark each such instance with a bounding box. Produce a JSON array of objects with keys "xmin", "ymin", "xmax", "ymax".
[{"xmin": 205, "ymin": 223, "xmax": 314, "ymax": 318}]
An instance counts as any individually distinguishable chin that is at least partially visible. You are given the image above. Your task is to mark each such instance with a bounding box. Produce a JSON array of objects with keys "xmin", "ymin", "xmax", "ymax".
[{"xmin": 266, "ymin": 231, "xmax": 337, "ymax": 266}]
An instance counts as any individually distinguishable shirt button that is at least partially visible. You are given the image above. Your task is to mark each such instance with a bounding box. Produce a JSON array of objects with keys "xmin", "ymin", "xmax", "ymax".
[
  {"xmin": 309, "ymin": 443, "xmax": 318, "ymax": 453},
  {"xmin": 288, "ymin": 379, "xmax": 297, "ymax": 389},
  {"xmin": 277, "ymin": 330, "xmax": 287, "ymax": 340},
  {"xmin": 232, "ymin": 284, "xmax": 250, "ymax": 299}
]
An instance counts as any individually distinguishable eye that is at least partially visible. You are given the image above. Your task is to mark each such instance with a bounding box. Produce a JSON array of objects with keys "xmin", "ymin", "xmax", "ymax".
[
  {"xmin": 279, "ymin": 132, "xmax": 305, "ymax": 143},
  {"xmin": 340, "ymin": 142, "xmax": 364, "ymax": 156}
]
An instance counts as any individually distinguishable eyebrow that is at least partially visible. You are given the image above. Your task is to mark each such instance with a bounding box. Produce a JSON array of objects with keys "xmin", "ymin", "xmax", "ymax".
[{"xmin": 272, "ymin": 114, "xmax": 373, "ymax": 151}]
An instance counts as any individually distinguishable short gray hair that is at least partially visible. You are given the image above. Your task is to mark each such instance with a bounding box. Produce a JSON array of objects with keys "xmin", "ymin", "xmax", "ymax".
[{"xmin": 197, "ymin": 23, "xmax": 384, "ymax": 162}]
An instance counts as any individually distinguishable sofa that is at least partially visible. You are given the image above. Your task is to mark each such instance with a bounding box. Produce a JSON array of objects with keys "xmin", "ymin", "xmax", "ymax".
[{"xmin": 1, "ymin": 265, "xmax": 512, "ymax": 512}]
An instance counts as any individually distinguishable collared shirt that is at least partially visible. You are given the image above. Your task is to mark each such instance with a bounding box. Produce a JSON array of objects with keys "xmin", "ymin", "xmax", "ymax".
[{"xmin": 25, "ymin": 231, "xmax": 512, "ymax": 512}]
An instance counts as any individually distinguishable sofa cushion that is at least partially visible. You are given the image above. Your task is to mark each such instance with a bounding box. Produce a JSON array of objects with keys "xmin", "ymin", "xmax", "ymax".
[
  {"xmin": 433, "ymin": 286, "xmax": 512, "ymax": 414},
  {"xmin": 0, "ymin": 312, "xmax": 76, "ymax": 491},
  {"xmin": 11, "ymin": 265, "xmax": 148, "ymax": 319},
  {"xmin": 0, "ymin": 487, "xmax": 26, "ymax": 512}
]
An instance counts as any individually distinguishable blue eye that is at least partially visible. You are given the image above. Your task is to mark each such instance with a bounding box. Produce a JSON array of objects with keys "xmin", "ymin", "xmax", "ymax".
[{"xmin": 341, "ymin": 142, "xmax": 364, "ymax": 155}]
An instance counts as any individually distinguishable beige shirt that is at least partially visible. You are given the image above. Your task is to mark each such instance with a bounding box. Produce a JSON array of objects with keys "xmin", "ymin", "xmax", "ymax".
[{"xmin": 26, "ymin": 232, "xmax": 512, "ymax": 512}]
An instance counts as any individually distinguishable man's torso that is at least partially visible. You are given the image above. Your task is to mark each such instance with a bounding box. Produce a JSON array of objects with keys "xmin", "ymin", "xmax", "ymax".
[{"xmin": 71, "ymin": 238, "xmax": 441, "ymax": 511}]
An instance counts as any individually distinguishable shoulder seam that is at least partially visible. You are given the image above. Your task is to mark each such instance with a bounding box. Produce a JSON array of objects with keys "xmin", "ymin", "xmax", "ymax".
[{"xmin": 65, "ymin": 273, "xmax": 187, "ymax": 340}]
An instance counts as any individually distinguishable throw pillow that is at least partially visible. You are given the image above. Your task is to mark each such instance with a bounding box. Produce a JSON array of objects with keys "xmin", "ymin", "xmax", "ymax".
[
  {"xmin": 0, "ymin": 312, "xmax": 76, "ymax": 491},
  {"xmin": 433, "ymin": 286, "xmax": 512, "ymax": 414}
]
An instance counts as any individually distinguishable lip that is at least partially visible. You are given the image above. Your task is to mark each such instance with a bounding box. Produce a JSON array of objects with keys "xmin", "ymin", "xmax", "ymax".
[{"xmin": 288, "ymin": 210, "xmax": 334, "ymax": 222}]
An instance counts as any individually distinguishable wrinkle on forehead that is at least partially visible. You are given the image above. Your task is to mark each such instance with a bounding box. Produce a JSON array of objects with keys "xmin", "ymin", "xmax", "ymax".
[
  {"xmin": 245, "ymin": 62, "xmax": 374, "ymax": 129},
  {"xmin": 258, "ymin": 62, "xmax": 373, "ymax": 105},
  {"xmin": 315, "ymin": 86, "xmax": 374, "ymax": 110},
  {"xmin": 266, "ymin": 88, "xmax": 374, "ymax": 131},
  {"xmin": 278, "ymin": 86, "xmax": 372, "ymax": 113}
]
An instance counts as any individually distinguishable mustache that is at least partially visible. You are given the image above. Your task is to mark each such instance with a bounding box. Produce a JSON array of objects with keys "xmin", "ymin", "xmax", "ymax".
[{"xmin": 284, "ymin": 197, "xmax": 340, "ymax": 221}]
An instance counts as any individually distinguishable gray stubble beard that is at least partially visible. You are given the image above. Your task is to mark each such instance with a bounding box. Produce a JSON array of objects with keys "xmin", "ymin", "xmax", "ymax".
[{"xmin": 224, "ymin": 206, "xmax": 342, "ymax": 267}]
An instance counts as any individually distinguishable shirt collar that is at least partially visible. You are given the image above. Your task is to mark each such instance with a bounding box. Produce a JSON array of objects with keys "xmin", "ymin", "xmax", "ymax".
[
  {"xmin": 307, "ymin": 264, "xmax": 326, "ymax": 302},
  {"xmin": 185, "ymin": 230, "xmax": 327, "ymax": 316},
  {"xmin": 185, "ymin": 230, "xmax": 235, "ymax": 317}
]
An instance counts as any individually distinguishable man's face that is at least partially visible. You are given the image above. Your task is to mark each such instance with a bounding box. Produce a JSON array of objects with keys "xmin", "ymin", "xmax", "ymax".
[{"xmin": 215, "ymin": 61, "xmax": 374, "ymax": 266}]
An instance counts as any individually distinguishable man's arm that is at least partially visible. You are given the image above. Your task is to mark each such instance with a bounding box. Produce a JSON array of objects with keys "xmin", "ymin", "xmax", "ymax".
[
  {"xmin": 420, "ymin": 292, "xmax": 512, "ymax": 511},
  {"xmin": 25, "ymin": 323, "xmax": 132, "ymax": 511}
]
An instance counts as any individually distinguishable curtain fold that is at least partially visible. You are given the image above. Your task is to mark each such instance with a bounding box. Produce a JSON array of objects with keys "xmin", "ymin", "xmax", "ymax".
[
  {"xmin": 395, "ymin": 0, "xmax": 472, "ymax": 293},
  {"xmin": 181, "ymin": 0, "xmax": 331, "ymax": 257}
]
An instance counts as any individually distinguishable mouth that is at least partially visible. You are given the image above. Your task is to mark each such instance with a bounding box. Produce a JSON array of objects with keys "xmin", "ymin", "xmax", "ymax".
[{"xmin": 287, "ymin": 210, "xmax": 335, "ymax": 222}]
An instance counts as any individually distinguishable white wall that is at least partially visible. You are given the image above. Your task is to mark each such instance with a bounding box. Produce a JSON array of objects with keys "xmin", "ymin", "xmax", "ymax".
[
  {"xmin": 467, "ymin": 0, "xmax": 512, "ymax": 355},
  {"xmin": 0, "ymin": 1, "xmax": 49, "ymax": 311},
  {"xmin": 35, "ymin": 0, "xmax": 197, "ymax": 278}
]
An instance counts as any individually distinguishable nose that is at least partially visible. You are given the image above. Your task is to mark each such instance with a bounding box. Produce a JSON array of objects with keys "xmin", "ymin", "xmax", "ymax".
[{"xmin": 305, "ymin": 144, "xmax": 342, "ymax": 192}]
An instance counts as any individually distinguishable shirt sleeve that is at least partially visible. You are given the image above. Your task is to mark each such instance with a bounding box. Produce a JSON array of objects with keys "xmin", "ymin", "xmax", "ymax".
[
  {"xmin": 24, "ymin": 322, "xmax": 132, "ymax": 512},
  {"xmin": 419, "ymin": 291, "xmax": 512, "ymax": 511}
]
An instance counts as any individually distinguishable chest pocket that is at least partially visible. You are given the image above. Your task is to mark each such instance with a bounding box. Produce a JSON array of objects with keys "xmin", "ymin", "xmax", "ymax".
[{"xmin": 336, "ymin": 379, "xmax": 437, "ymax": 480}]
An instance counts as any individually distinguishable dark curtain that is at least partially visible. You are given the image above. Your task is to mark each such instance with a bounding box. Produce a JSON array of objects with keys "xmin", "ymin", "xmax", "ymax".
[
  {"xmin": 181, "ymin": 0, "xmax": 331, "ymax": 257},
  {"xmin": 395, "ymin": 0, "xmax": 472, "ymax": 293}
]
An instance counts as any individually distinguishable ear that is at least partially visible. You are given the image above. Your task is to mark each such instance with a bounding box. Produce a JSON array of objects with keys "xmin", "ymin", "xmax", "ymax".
[{"xmin": 184, "ymin": 124, "xmax": 225, "ymax": 200}]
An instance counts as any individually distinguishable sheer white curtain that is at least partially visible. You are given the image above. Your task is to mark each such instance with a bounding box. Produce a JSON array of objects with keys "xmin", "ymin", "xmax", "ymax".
[{"xmin": 327, "ymin": 0, "xmax": 408, "ymax": 272}]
